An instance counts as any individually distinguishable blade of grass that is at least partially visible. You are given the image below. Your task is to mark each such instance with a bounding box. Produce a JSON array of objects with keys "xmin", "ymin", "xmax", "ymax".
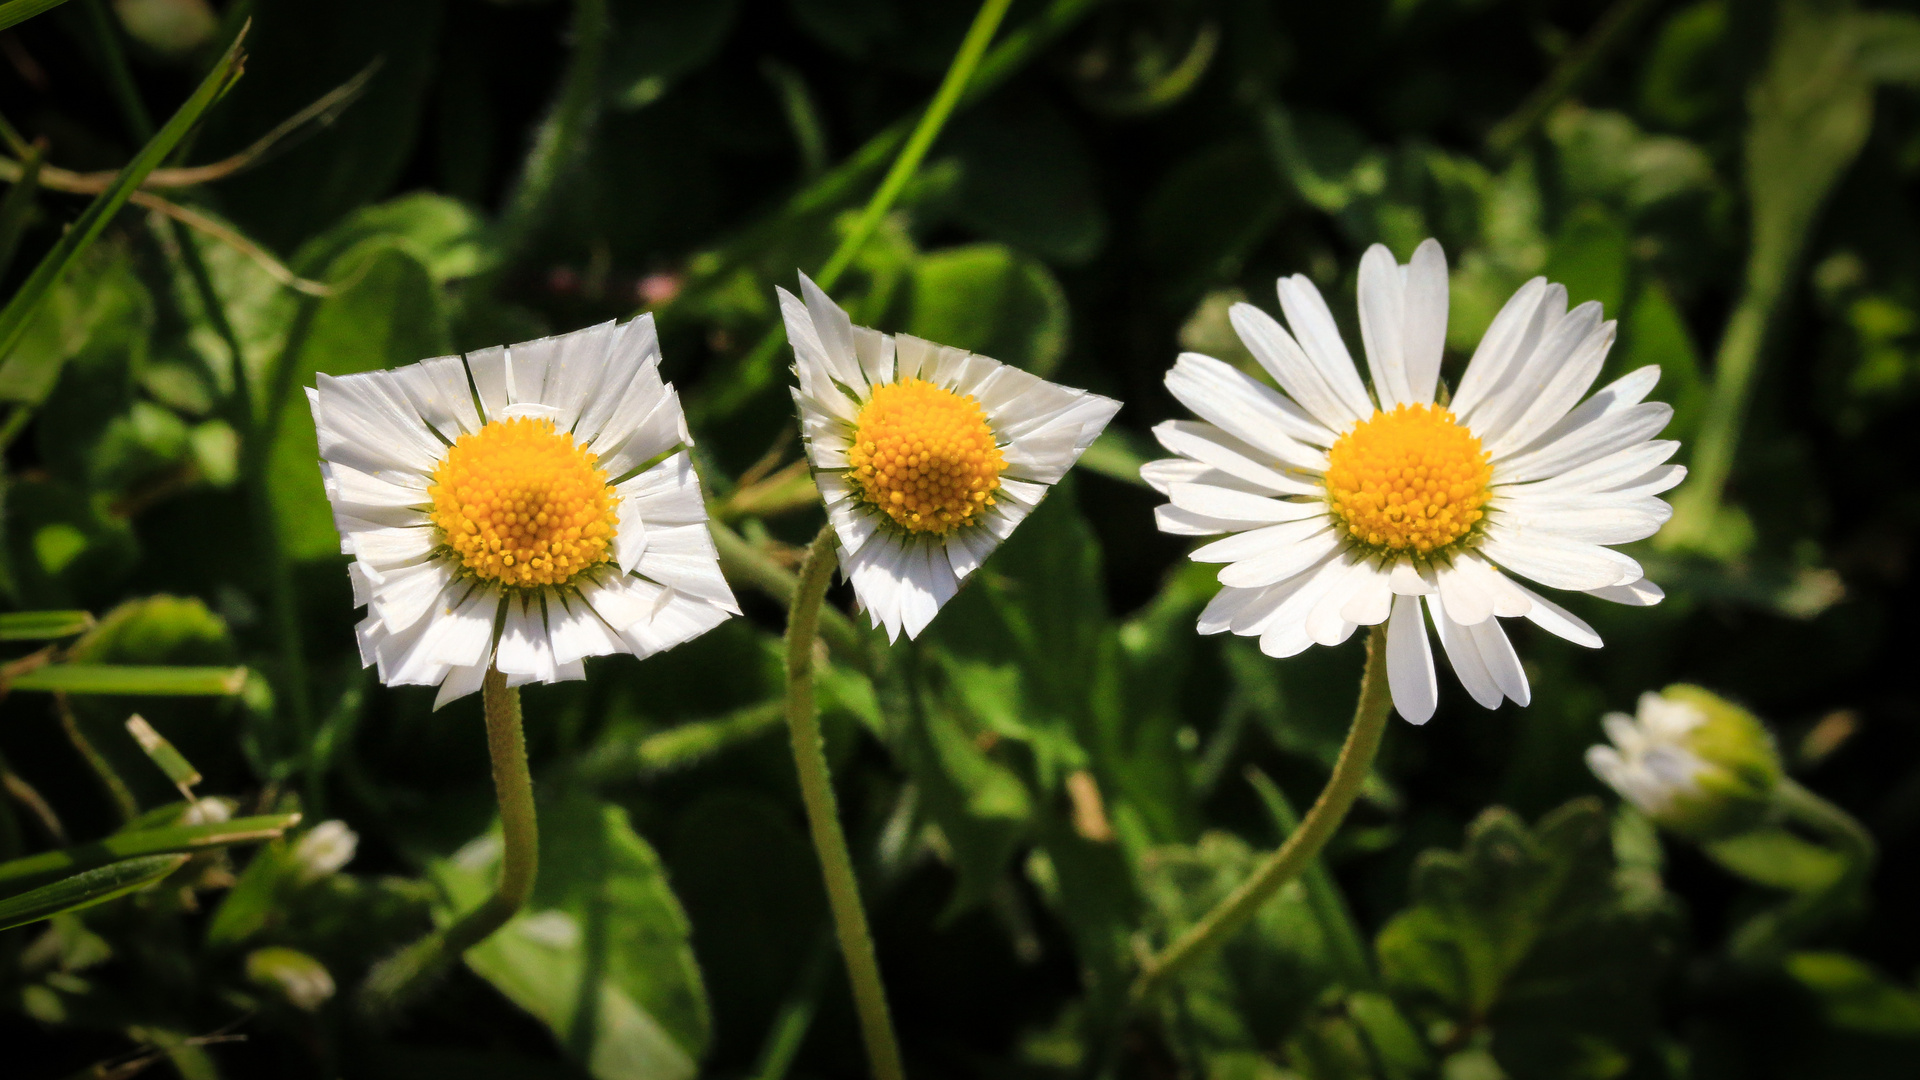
[
  {"xmin": 0, "ymin": 854, "xmax": 190, "ymax": 931},
  {"xmin": 8, "ymin": 664, "xmax": 248, "ymax": 695},
  {"xmin": 0, "ymin": 812, "xmax": 300, "ymax": 892},
  {"xmin": 0, "ymin": 609, "xmax": 93, "ymax": 641},
  {"xmin": 0, "ymin": 0, "xmax": 75, "ymax": 33},
  {"xmin": 0, "ymin": 22, "xmax": 246, "ymax": 366}
]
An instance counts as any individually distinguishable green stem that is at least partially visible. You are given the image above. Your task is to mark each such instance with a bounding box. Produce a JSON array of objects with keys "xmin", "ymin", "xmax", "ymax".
[
  {"xmin": 814, "ymin": 0, "xmax": 1013, "ymax": 291},
  {"xmin": 1775, "ymin": 777, "xmax": 1875, "ymax": 877},
  {"xmin": 785, "ymin": 524, "xmax": 905, "ymax": 1080},
  {"xmin": 1662, "ymin": 293, "xmax": 1770, "ymax": 550},
  {"xmin": 705, "ymin": 0, "xmax": 1021, "ymax": 420},
  {"xmin": 1245, "ymin": 766, "xmax": 1374, "ymax": 991},
  {"xmin": 1131, "ymin": 624, "xmax": 1392, "ymax": 1007},
  {"xmin": 55, "ymin": 692, "xmax": 137, "ymax": 822},
  {"xmin": 360, "ymin": 668, "xmax": 539, "ymax": 1016},
  {"xmin": 1484, "ymin": 0, "xmax": 1662, "ymax": 157}
]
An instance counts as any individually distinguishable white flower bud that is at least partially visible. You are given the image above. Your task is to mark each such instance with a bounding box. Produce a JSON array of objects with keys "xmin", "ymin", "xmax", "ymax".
[
  {"xmin": 1587, "ymin": 684, "xmax": 1783, "ymax": 841},
  {"xmin": 290, "ymin": 820, "xmax": 358, "ymax": 883}
]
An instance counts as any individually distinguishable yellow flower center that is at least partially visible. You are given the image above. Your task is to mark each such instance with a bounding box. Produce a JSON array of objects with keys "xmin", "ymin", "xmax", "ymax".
[
  {"xmin": 846, "ymin": 378, "xmax": 1005, "ymax": 535},
  {"xmin": 1323, "ymin": 403, "xmax": 1492, "ymax": 557},
  {"xmin": 428, "ymin": 416, "xmax": 620, "ymax": 588}
]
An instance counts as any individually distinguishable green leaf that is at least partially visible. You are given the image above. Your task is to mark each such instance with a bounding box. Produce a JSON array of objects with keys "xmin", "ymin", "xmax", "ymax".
[
  {"xmin": 1617, "ymin": 279, "xmax": 1706, "ymax": 443},
  {"xmin": 906, "ymin": 663, "xmax": 1034, "ymax": 915},
  {"xmin": 434, "ymin": 793, "xmax": 710, "ymax": 1080},
  {"xmin": 1375, "ymin": 799, "xmax": 1669, "ymax": 1079},
  {"xmin": 0, "ymin": 0, "xmax": 75, "ymax": 33},
  {"xmin": 1785, "ymin": 951, "xmax": 1920, "ymax": 1038},
  {"xmin": 7, "ymin": 663, "xmax": 247, "ymax": 695},
  {"xmin": 1140, "ymin": 142, "xmax": 1285, "ymax": 305},
  {"xmin": 1704, "ymin": 827, "xmax": 1848, "ymax": 893},
  {"xmin": 0, "ymin": 609, "xmax": 93, "ymax": 640},
  {"xmin": 905, "ymin": 243, "xmax": 1068, "ymax": 376},
  {"xmin": 0, "ymin": 813, "xmax": 300, "ymax": 894},
  {"xmin": 0, "ymin": 25, "xmax": 244, "ymax": 376},
  {"xmin": 0, "ymin": 854, "xmax": 189, "ymax": 931},
  {"xmin": 1544, "ymin": 205, "xmax": 1629, "ymax": 319},
  {"xmin": 264, "ymin": 239, "xmax": 450, "ymax": 561}
]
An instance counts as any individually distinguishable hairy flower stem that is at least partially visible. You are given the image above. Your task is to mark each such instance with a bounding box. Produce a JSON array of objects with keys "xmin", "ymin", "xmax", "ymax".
[
  {"xmin": 785, "ymin": 525, "xmax": 905, "ymax": 1080},
  {"xmin": 360, "ymin": 669, "xmax": 537, "ymax": 1016},
  {"xmin": 1130, "ymin": 624, "xmax": 1392, "ymax": 1007}
]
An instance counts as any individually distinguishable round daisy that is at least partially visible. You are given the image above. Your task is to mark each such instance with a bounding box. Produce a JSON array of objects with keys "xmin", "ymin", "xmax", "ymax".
[
  {"xmin": 311, "ymin": 315, "xmax": 740, "ymax": 709},
  {"xmin": 781, "ymin": 272, "xmax": 1121, "ymax": 640},
  {"xmin": 1144, "ymin": 239, "xmax": 1679, "ymax": 723}
]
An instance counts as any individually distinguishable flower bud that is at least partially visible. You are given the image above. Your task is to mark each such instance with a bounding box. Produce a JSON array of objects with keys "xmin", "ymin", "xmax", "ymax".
[
  {"xmin": 1586, "ymin": 684, "xmax": 1783, "ymax": 841},
  {"xmin": 246, "ymin": 946, "xmax": 335, "ymax": 1011},
  {"xmin": 290, "ymin": 820, "xmax": 358, "ymax": 883}
]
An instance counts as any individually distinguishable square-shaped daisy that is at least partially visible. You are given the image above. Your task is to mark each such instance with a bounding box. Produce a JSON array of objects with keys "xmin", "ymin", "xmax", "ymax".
[
  {"xmin": 311, "ymin": 315, "xmax": 740, "ymax": 708},
  {"xmin": 780, "ymin": 273, "xmax": 1121, "ymax": 640},
  {"xmin": 1145, "ymin": 240, "xmax": 1680, "ymax": 723}
]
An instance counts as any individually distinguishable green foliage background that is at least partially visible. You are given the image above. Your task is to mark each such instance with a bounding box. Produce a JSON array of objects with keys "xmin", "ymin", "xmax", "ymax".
[{"xmin": 2, "ymin": 0, "xmax": 1919, "ymax": 1077}]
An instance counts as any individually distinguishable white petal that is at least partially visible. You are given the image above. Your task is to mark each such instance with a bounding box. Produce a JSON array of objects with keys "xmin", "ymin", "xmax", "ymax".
[
  {"xmin": 465, "ymin": 344, "xmax": 509, "ymax": 421},
  {"xmin": 1469, "ymin": 617, "xmax": 1530, "ymax": 706},
  {"xmin": 1153, "ymin": 421, "xmax": 1320, "ymax": 496},
  {"xmin": 1483, "ymin": 318, "xmax": 1616, "ymax": 459},
  {"xmin": 895, "ymin": 333, "xmax": 936, "ymax": 381},
  {"xmin": 1428, "ymin": 594, "xmax": 1503, "ymax": 709},
  {"xmin": 1453, "ymin": 278, "xmax": 1547, "ymax": 420},
  {"xmin": 1357, "ymin": 245, "xmax": 1414, "ymax": 408},
  {"xmin": 1339, "ymin": 562, "xmax": 1394, "ymax": 626},
  {"xmin": 1386, "ymin": 594, "xmax": 1438, "ymax": 723},
  {"xmin": 853, "ymin": 325, "xmax": 895, "ymax": 389},
  {"xmin": 548, "ymin": 589, "xmax": 628, "ymax": 666},
  {"xmin": 574, "ymin": 316, "xmax": 663, "ymax": 445},
  {"xmin": 799, "ymin": 273, "xmax": 867, "ymax": 397},
  {"xmin": 1512, "ymin": 582, "xmax": 1603, "ymax": 648},
  {"xmin": 1493, "ymin": 495, "xmax": 1672, "ymax": 546},
  {"xmin": 1388, "ymin": 560, "xmax": 1436, "ymax": 595},
  {"xmin": 344, "ymin": 524, "xmax": 436, "ymax": 570},
  {"xmin": 618, "ymin": 583, "xmax": 733, "ymax": 659},
  {"xmin": 595, "ymin": 387, "xmax": 691, "ymax": 480},
  {"xmin": 1277, "ymin": 275, "xmax": 1375, "ymax": 419},
  {"xmin": 1473, "ymin": 301, "xmax": 1605, "ymax": 449},
  {"xmin": 945, "ymin": 524, "xmax": 1000, "ymax": 581},
  {"xmin": 1500, "ymin": 438, "xmax": 1678, "ymax": 496},
  {"xmin": 1400, "ymin": 239, "xmax": 1448, "ymax": 406},
  {"xmin": 778, "ymin": 287, "xmax": 859, "ymax": 419},
  {"xmin": 314, "ymin": 372, "xmax": 443, "ymax": 480},
  {"xmin": 1307, "ymin": 558, "xmax": 1375, "ymax": 645},
  {"xmin": 1168, "ymin": 482, "xmax": 1323, "ymax": 524},
  {"xmin": 1493, "ymin": 397, "xmax": 1671, "ymax": 486},
  {"xmin": 368, "ymin": 560, "xmax": 454, "ymax": 635},
  {"xmin": 1165, "ymin": 353, "xmax": 1331, "ymax": 469},
  {"xmin": 1480, "ymin": 526, "xmax": 1643, "ymax": 591},
  {"xmin": 1458, "ymin": 285, "xmax": 1570, "ymax": 439},
  {"xmin": 1229, "ymin": 302, "xmax": 1363, "ymax": 433},
  {"xmin": 388, "ymin": 354, "xmax": 483, "ymax": 440},
  {"xmin": 634, "ymin": 524, "xmax": 739, "ymax": 611},
  {"xmin": 432, "ymin": 663, "xmax": 489, "ymax": 710},
  {"xmin": 495, "ymin": 593, "xmax": 557, "ymax": 683},
  {"xmin": 901, "ymin": 540, "xmax": 958, "ymax": 640},
  {"xmin": 1435, "ymin": 559, "xmax": 1495, "ymax": 626},
  {"xmin": 1588, "ymin": 579, "xmax": 1664, "ymax": 606},
  {"xmin": 1253, "ymin": 552, "xmax": 1352, "ymax": 652},
  {"xmin": 1197, "ymin": 584, "xmax": 1263, "ymax": 634},
  {"xmin": 845, "ymin": 533, "xmax": 914, "ymax": 641}
]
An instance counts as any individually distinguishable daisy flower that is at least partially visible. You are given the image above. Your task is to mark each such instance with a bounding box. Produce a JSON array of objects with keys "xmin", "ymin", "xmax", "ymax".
[
  {"xmin": 1145, "ymin": 239, "xmax": 1680, "ymax": 723},
  {"xmin": 311, "ymin": 315, "xmax": 740, "ymax": 708},
  {"xmin": 780, "ymin": 273, "xmax": 1121, "ymax": 640}
]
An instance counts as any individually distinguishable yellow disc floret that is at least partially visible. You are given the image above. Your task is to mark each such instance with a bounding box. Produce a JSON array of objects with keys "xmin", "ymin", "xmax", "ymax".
[
  {"xmin": 1323, "ymin": 403, "xmax": 1492, "ymax": 556},
  {"xmin": 846, "ymin": 378, "xmax": 1005, "ymax": 535},
  {"xmin": 428, "ymin": 416, "xmax": 620, "ymax": 588}
]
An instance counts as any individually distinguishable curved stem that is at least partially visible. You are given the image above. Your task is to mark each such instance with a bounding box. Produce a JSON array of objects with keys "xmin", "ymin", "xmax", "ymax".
[
  {"xmin": 785, "ymin": 524, "xmax": 905, "ymax": 1080},
  {"xmin": 1774, "ymin": 777, "xmax": 1876, "ymax": 874},
  {"xmin": 1726, "ymin": 778, "xmax": 1876, "ymax": 966},
  {"xmin": 360, "ymin": 669, "xmax": 538, "ymax": 1016},
  {"xmin": 1130, "ymin": 624, "xmax": 1392, "ymax": 1007}
]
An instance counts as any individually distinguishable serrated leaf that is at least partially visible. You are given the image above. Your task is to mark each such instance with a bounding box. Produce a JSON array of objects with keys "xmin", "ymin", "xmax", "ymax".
[
  {"xmin": 0, "ymin": 854, "xmax": 190, "ymax": 931},
  {"xmin": 1375, "ymin": 799, "xmax": 1669, "ymax": 1080}
]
